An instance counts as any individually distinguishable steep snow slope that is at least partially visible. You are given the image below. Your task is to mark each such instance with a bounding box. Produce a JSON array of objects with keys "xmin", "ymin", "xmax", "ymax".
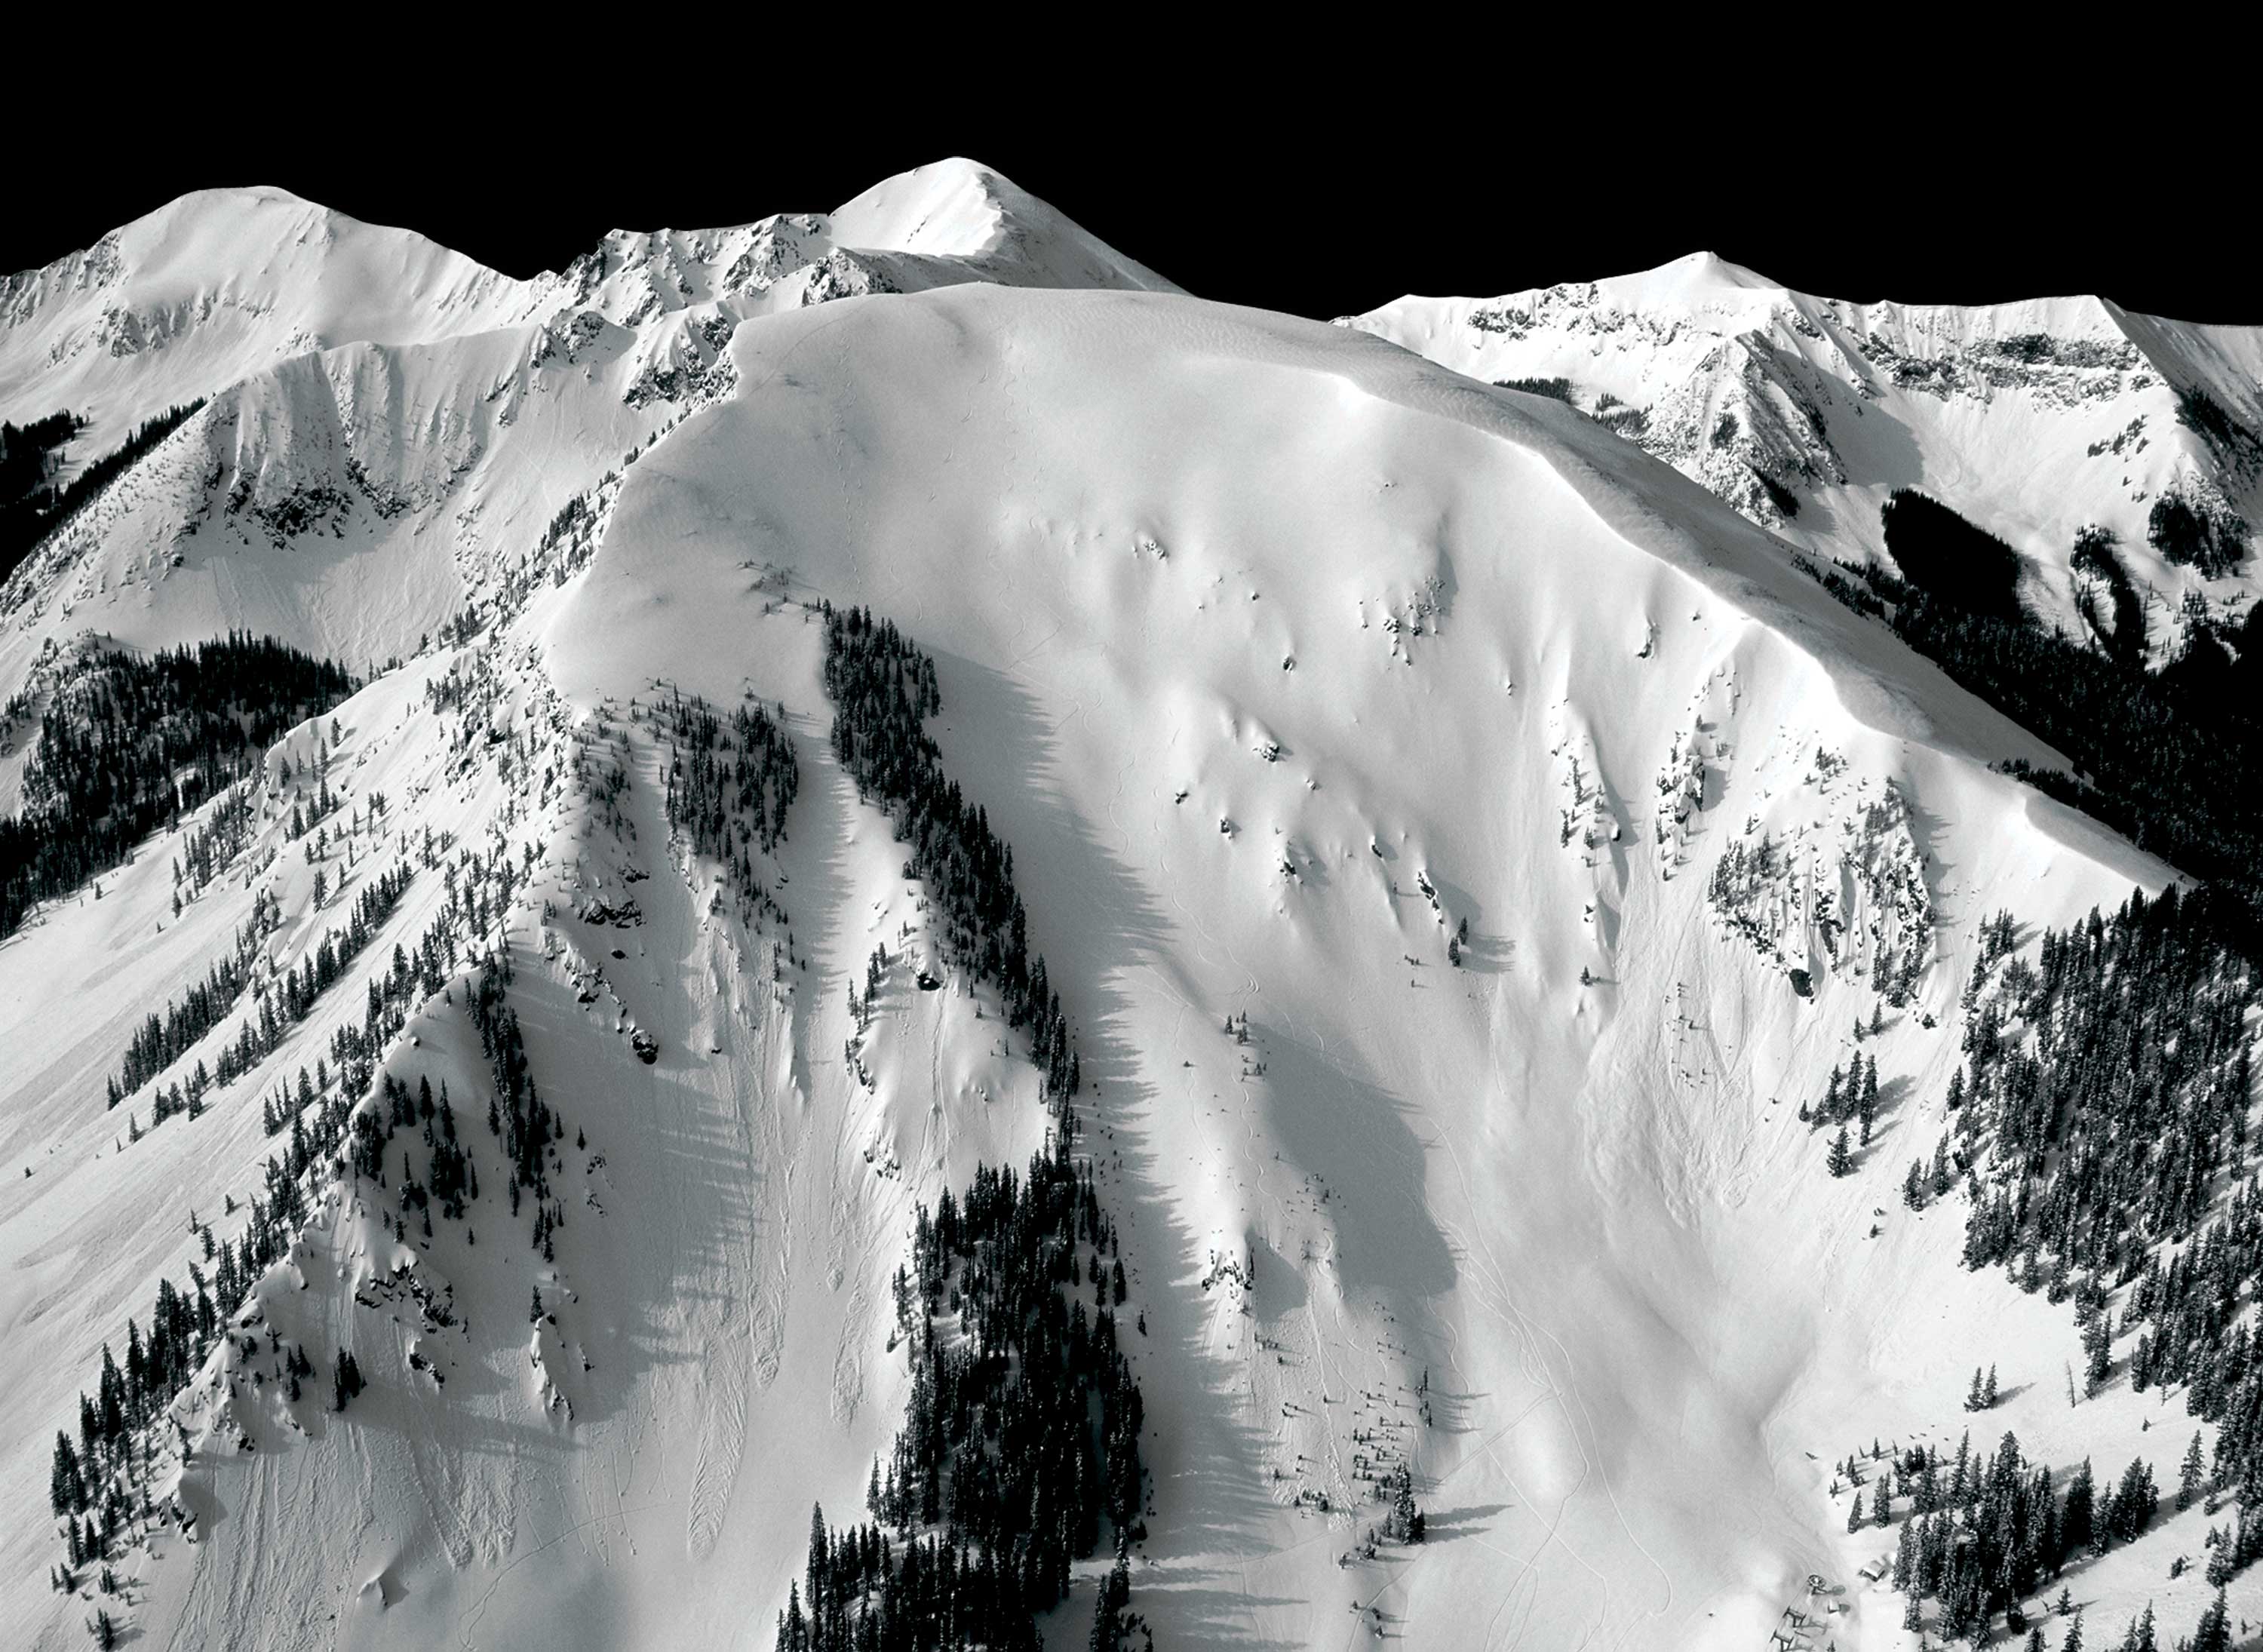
[
  {"xmin": 4, "ymin": 270, "xmax": 2232, "ymax": 1652},
  {"xmin": 1351, "ymin": 255, "xmax": 2263, "ymax": 649},
  {"xmin": 0, "ymin": 314, "xmax": 683, "ymax": 707}
]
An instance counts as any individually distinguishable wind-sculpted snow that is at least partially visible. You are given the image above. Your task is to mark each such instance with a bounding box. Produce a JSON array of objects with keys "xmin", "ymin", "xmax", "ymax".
[{"xmin": 0, "ymin": 176, "xmax": 2247, "ymax": 1652}]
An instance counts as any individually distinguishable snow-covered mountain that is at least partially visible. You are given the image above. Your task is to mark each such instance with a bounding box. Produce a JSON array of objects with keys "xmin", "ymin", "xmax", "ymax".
[
  {"xmin": 0, "ymin": 158, "xmax": 1176, "ymax": 443},
  {"xmin": 0, "ymin": 159, "xmax": 1177, "ymax": 721},
  {"xmin": 0, "ymin": 167, "xmax": 2252, "ymax": 1652},
  {"xmin": 1350, "ymin": 254, "xmax": 2263, "ymax": 649}
]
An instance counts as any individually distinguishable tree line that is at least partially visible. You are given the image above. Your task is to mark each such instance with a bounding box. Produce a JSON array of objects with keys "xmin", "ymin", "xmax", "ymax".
[
  {"xmin": 661, "ymin": 689, "xmax": 798, "ymax": 935},
  {"xmin": 110, "ymin": 860, "xmax": 410, "ymax": 1113},
  {"xmin": 1857, "ymin": 1420, "xmax": 2242, "ymax": 1649},
  {"xmin": 0, "ymin": 400, "xmax": 203, "ymax": 588},
  {"xmin": 823, "ymin": 606, "xmax": 1079, "ymax": 1104},
  {"xmin": 0, "ymin": 633, "xmax": 356, "ymax": 941},
  {"xmin": 780, "ymin": 606, "xmax": 1143, "ymax": 1652},
  {"xmin": 50, "ymin": 837, "xmax": 557, "ymax": 1614},
  {"xmin": 1803, "ymin": 496, "xmax": 2263, "ymax": 943}
]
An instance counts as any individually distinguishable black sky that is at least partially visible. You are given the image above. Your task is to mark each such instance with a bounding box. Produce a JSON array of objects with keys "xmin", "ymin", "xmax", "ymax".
[{"xmin": 8, "ymin": 64, "xmax": 2252, "ymax": 324}]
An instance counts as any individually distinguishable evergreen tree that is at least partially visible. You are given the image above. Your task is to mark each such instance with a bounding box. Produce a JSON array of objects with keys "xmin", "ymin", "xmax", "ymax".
[
  {"xmin": 2191, "ymin": 1586, "xmax": 2231, "ymax": 1652},
  {"xmin": 48, "ymin": 1432, "xmax": 83, "ymax": 1517},
  {"xmin": 1828, "ymin": 1128, "xmax": 1854, "ymax": 1178},
  {"xmin": 1089, "ymin": 1551, "xmax": 1130, "ymax": 1651},
  {"xmin": 1399, "ymin": 1470, "xmax": 1424, "ymax": 1543},
  {"xmin": 3, "ymin": 631, "xmax": 353, "ymax": 943},
  {"xmin": 332, "ymin": 1347, "xmax": 364, "ymax": 1412},
  {"xmin": 2179, "ymin": 1430, "xmax": 2205, "ymax": 1509},
  {"xmin": 2120, "ymin": 1600, "xmax": 2156, "ymax": 1652},
  {"xmin": 767, "ymin": 609, "xmax": 1150, "ymax": 1652}
]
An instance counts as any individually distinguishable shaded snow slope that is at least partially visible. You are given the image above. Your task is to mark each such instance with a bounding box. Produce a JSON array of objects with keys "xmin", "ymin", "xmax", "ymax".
[
  {"xmin": 1351, "ymin": 255, "xmax": 2263, "ymax": 649},
  {"xmin": 3, "ymin": 274, "xmax": 2231, "ymax": 1652}
]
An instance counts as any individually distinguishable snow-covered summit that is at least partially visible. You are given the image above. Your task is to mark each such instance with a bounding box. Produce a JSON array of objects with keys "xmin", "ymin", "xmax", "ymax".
[
  {"xmin": 0, "ymin": 161, "xmax": 1178, "ymax": 701},
  {"xmin": 0, "ymin": 158, "xmax": 1172, "ymax": 450},
  {"xmin": 828, "ymin": 156, "xmax": 1179, "ymax": 293},
  {"xmin": 1598, "ymin": 249, "xmax": 1783, "ymax": 306},
  {"xmin": 0, "ymin": 184, "xmax": 532, "ymax": 431}
]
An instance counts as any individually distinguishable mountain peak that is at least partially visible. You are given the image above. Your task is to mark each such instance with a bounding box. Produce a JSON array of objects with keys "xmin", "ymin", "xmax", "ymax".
[
  {"xmin": 1609, "ymin": 248, "xmax": 1784, "ymax": 302},
  {"xmin": 830, "ymin": 156, "xmax": 1179, "ymax": 293}
]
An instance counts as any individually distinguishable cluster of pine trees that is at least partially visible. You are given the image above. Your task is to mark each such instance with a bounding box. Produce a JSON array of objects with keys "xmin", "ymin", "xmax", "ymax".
[
  {"xmin": 1909, "ymin": 880, "xmax": 2263, "ymax": 1627},
  {"xmin": 1381, "ymin": 1463, "xmax": 1425, "ymax": 1543},
  {"xmin": 349, "ymin": 1072, "xmax": 479, "ymax": 1239},
  {"xmin": 169, "ymin": 783, "xmax": 259, "ymax": 901},
  {"xmin": 333, "ymin": 932, "xmax": 571, "ymax": 1256},
  {"xmin": 780, "ymin": 607, "xmax": 1142, "ymax": 1651},
  {"xmin": 260, "ymin": 1059, "xmax": 340, "ymax": 1144},
  {"xmin": 661, "ymin": 689, "xmax": 798, "ymax": 933},
  {"xmin": 52, "ymin": 829, "xmax": 548, "ymax": 1611},
  {"xmin": 50, "ymin": 1147, "xmax": 315, "ymax": 1559},
  {"xmin": 1859, "ymin": 1426, "xmax": 2170, "ymax": 1643},
  {"xmin": 1766, "ymin": 500, "xmax": 2263, "ymax": 1650},
  {"xmin": 822, "ymin": 605, "xmax": 1079, "ymax": 1103},
  {"xmin": 1951, "ymin": 889, "xmax": 2254, "ymax": 1333},
  {"xmin": 2071, "ymin": 524, "xmax": 2147, "ymax": 665},
  {"xmin": 0, "ymin": 400, "xmax": 203, "ymax": 588},
  {"xmin": 461, "ymin": 948, "xmax": 576, "ymax": 1249},
  {"xmin": 777, "ymin": 1508, "xmax": 1052, "ymax": 1652},
  {"xmin": 1803, "ymin": 1046, "xmax": 1881, "ymax": 1176},
  {"xmin": 332, "ymin": 1348, "xmax": 367, "ymax": 1411},
  {"xmin": 109, "ymin": 889, "xmax": 278, "ymax": 1101},
  {"xmin": 1804, "ymin": 497, "xmax": 2263, "ymax": 937},
  {"xmin": 883, "ymin": 1141, "xmax": 1144, "ymax": 1545},
  {"xmin": 0, "ymin": 632, "xmax": 356, "ymax": 939},
  {"xmin": 1879, "ymin": 487, "xmax": 2026, "ymax": 622},
  {"xmin": 1705, "ymin": 832, "xmax": 1783, "ymax": 957},
  {"xmin": 0, "ymin": 410, "xmax": 81, "ymax": 507},
  {"xmin": 782, "ymin": 1134, "xmax": 1144, "ymax": 1652},
  {"xmin": 662, "ymin": 690, "xmax": 798, "ymax": 858},
  {"xmin": 320, "ymin": 843, "xmax": 521, "ymax": 1103},
  {"xmin": 2148, "ymin": 490, "xmax": 2248, "ymax": 580},
  {"xmin": 110, "ymin": 863, "xmax": 410, "ymax": 1113},
  {"xmin": 279, "ymin": 753, "xmax": 354, "ymax": 854}
]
